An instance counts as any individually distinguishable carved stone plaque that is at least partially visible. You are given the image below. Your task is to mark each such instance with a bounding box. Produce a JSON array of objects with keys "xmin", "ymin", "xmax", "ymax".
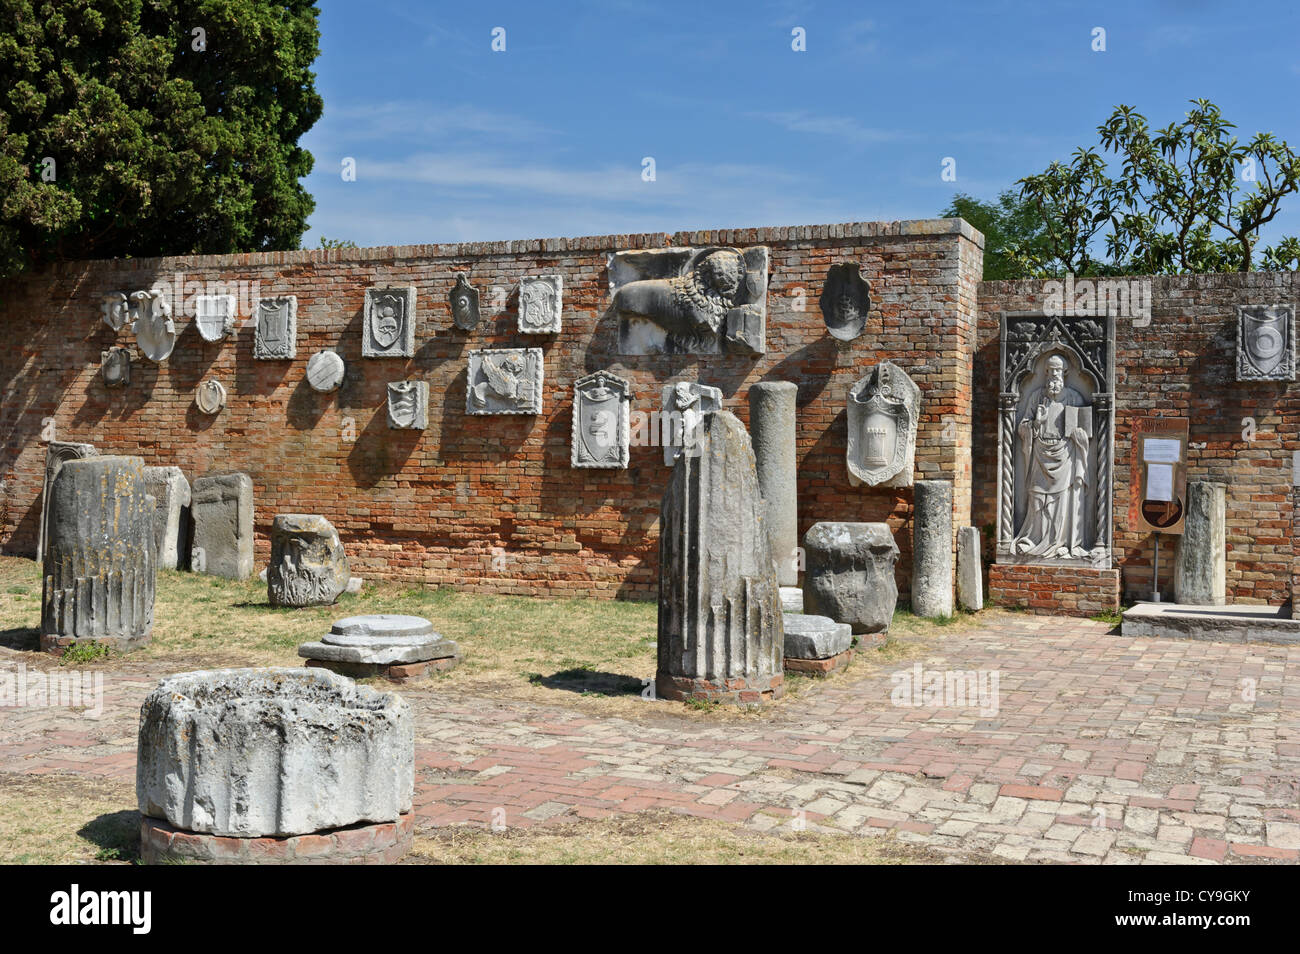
[
  {"xmin": 195, "ymin": 379, "xmax": 227, "ymax": 415},
  {"xmin": 820, "ymin": 263, "xmax": 870, "ymax": 341},
  {"xmin": 660, "ymin": 381, "xmax": 722, "ymax": 466},
  {"xmin": 610, "ymin": 246, "xmax": 769, "ymax": 355},
  {"xmin": 466, "ymin": 348, "xmax": 543, "ymax": 415},
  {"xmin": 195, "ymin": 295, "xmax": 236, "ymax": 342},
  {"xmin": 101, "ymin": 293, "xmax": 131, "ymax": 332},
  {"xmin": 253, "ymin": 296, "xmax": 297, "ymax": 360},
  {"xmin": 450, "ymin": 273, "xmax": 480, "ymax": 331},
  {"xmin": 572, "ymin": 370, "xmax": 631, "ymax": 468},
  {"xmin": 363, "ymin": 286, "xmax": 416, "ymax": 357},
  {"xmin": 519, "ymin": 275, "xmax": 562, "ymax": 334},
  {"xmin": 133, "ymin": 290, "xmax": 178, "ymax": 363},
  {"xmin": 1236, "ymin": 304, "xmax": 1295, "ymax": 381},
  {"xmin": 101, "ymin": 347, "xmax": 131, "ymax": 388},
  {"xmin": 846, "ymin": 361, "xmax": 919, "ymax": 488},
  {"xmin": 387, "ymin": 380, "xmax": 429, "ymax": 429},
  {"xmin": 305, "ymin": 350, "xmax": 345, "ymax": 393},
  {"xmin": 997, "ymin": 312, "xmax": 1116, "ymax": 568}
]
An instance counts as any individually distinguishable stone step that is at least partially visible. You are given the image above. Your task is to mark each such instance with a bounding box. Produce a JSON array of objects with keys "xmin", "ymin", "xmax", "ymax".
[{"xmin": 1120, "ymin": 602, "xmax": 1300, "ymax": 645}]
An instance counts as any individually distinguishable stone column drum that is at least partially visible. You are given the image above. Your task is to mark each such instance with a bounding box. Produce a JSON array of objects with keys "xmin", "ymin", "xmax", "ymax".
[
  {"xmin": 1174, "ymin": 481, "xmax": 1226, "ymax": 605},
  {"xmin": 912, "ymin": 479, "xmax": 954, "ymax": 618},
  {"xmin": 136, "ymin": 668, "xmax": 414, "ymax": 863},
  {"xmin": 41, "ymin": 456, "xmax": 155, "ymax": 654},
  {"xmin": 656, "ymin": 411, "xmax": 785, "ymax": 704},
  {"xmin": 748, "ymin": 381, "xmax": 799, "ymax": 586}
]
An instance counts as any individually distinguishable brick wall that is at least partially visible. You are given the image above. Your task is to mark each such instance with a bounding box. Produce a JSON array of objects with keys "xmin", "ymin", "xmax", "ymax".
[
  {"xmin": 975, "ymin": 274, "xmax": 1300, "ymax": 607},
  {"xmin": 0, "ymin": 219, "xmax": 983, "ymax": 601}
]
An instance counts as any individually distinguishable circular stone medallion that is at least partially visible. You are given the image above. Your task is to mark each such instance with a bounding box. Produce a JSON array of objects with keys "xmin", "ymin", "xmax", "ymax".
[
  {"xmin": 306, "ymin": 350, "xmax": 345, "ymax": 392},
  {"xmin": 195, "ymin": 379, "xmax": 227, "ymax": 414}
]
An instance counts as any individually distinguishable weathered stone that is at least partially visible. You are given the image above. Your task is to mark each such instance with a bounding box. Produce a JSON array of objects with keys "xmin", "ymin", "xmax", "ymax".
[
  {"xmin": 386, "ymin": 380, "xmax": 428, "ymax": 429},
  {"xmin": 136, "ymin": 667, "xmax": 413, "ymax": 837},
  {"xmin": 656, "ymin": 411, "xmax": 783, "ymax": 703},
  {"xmin": 660, "ymin": 381, "xmax": 722, "ymax": 466},
  {"xmin": 41, "ymin": 456, "xmax": 154, "ymax": 652},
  {"xmin": 144, "ymin": 466, "xmax": 191, "ymax": 571},
  {"xmin": 1174, "ymin": 481, "xmax": 1226, "ymax": 605},
  {"xmin": 194, "ymin": 295, "xmax": 236, "ymax": 342},
  {"xmin": 803, "ymin": 522, "xmax": 899, "ymax": 634},
  {"xmin": 305, "ymin": 350, "xmax": 345, "ymax": 392},
  {"xmin": 101, "ymin": 292, "xmax": 130, "ymax": 331},
  {"xmin": 101, "ymin": 347, "xmax": 131, "ymax": 388},
  {"xmin": 913, "ymin": 480, "xmax": 954, "ymax": 618},
  {"xmin": 957, "ymin": 526, "xmax": 984, "ymax": 611},
  {"xmin": 195, "ymin": 379, "xmax": 227, "ymax": 414},
  {"xmin": 36, "ymin": 440, "xmax": 97, "ymax": 564},
  {"xmin": 191, "ymin": 473, "xmax": 254, "ymax": 580},
  {"xmin": 449, "ymin": 273, "xmax": 480, "ymax": 331},
  {"xmin": 268, "ymin": 514, "xmax": 350, "ymax": 608},
  {"xmin": 1237, "ymin": 304, "xmax": 1295, "ymax": 381},
  {"xmin": 132, "ymin": 289, "xmax": 178, "ymax": 362},
  {"xmin": 611, "ymin": 246, "xmax": 769, "ymax": 355},
  {"xmin": 783, "ymin": 613, "xmax": 852, "ymax": 659},
  {"xmin": 749, "ymin": 381, "xmax": 798, "ymax": 585},
  {"xmin": 572, "ymin": 370, "xmax": 631, "ymax": 468},
  {"xmin": 253, "ymin": 296, "xmax": 297, "ymax": 360},
  {"xmin": 819, "ymin": 262, "xmax": 870, "ymax": 341},
  {"xmin": 998, "ymin": 313, "xmax": 1115, "ymax": 567},
  {"xmin": 466, "ymin": 348, "xmax": 543, "ymax": 414},
  {"xmin": 298, "ymin": 614, "xmax": 458, "ymax": 665},
  {"xmin": 518, "ymin": 275, "xmax": 562, "ymax": 333},
  {"xmin": 847, "ymin": 360, "xmax": 919, "ymax": 488},
  {"xmin": 780, "ymin": 586, "xmax": 804, "ymax": 613},
  {"xmin": 363, "ymin": 287, "xmax": 416, "ymax": 358}
]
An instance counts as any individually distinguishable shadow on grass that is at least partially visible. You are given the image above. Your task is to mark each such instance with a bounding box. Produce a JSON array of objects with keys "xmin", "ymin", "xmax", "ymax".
[
  {"xmin": 0, "ymin": 627, "xmax": 39, "ymax": 651},
  {"xmin": 530, "ymin": 668, "xmax": 645, "ymax": 697},
  {"xmin": 78, "ymin": 809, "xmax": 142, "ymax": 864}
]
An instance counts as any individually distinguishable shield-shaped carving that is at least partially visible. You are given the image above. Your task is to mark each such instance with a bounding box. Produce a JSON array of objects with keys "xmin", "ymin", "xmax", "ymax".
[
  {"xmin": 519, "ymin": 276, "xmax": 561, "ymax": 333},
  {"xmin": 846, "ymin": 361, "xmax": 920, "ymax": 487},
  {"xmin": 371, "ymin": 295, "xmax": 404, "ymax": 348},
  {"xmin": 258, "ymin": 301, "xmax": 286, "ymax": 345},
  {"xmin": 572, "ymin": 370, "xmax": 630, "ymax": 468},
  {"xmin": 1244, "ymin": 306, "xmax": 1288, "ymax": 376},
  {"xmin": 195, "ymin": 295, "xmax": 235, "ymax": 342},
  {"xmin": 450, "ymin": 274, "xmax": 480, "ymax": 331}
]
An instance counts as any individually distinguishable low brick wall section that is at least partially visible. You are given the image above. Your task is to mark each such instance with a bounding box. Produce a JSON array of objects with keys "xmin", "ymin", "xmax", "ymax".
[{"xmin": 988, "ymin": 564, "xmax": 1121, "ymax": 617}]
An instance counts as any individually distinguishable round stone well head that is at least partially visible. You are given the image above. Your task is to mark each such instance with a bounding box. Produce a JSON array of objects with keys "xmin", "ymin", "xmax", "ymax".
[{"xmin": 136, "ymin": 667, "xmax": 413, "ymax": 838}]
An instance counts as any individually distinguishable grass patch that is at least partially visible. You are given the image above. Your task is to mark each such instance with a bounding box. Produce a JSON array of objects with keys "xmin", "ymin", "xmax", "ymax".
[
  {"xmin": 58, "ymin": 642, "xmax": 111, "ymax": 666},
  {"xmin": 408, "ymin": 809, "xmax": 942, "ymax": 865},
  {"xmin": 0, "ymin": 773, "xmax": 139, "ymax": 864},
  {"xmin": 1090, "ymin": 610, "xmax": 1124, "ymax": 626}
]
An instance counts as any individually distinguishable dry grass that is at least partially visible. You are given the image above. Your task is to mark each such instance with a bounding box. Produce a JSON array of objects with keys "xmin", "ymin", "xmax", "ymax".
[
  {"xmin": 408, "ymin": 809, "xmax": 942, "ymax": 865},
  {"xmin": 0, "ymin": 773, "xmax": 139, "ymax": 864},
  {"xmin": 0, "ymin": 554, "xmax": 986, "ymax": 720}
]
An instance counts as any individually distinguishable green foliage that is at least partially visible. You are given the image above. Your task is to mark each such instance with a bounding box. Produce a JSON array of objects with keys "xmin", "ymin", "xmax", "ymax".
[
  {"xmin": 1001, "ymin": 100, "xmax": 1300, "ymax": 276},
  {"xmin": 58, "ymin": 641, "xmax": 109, "ymax": 665},
  {"xmin": 939, "ymin": 190, "xmax": 1050, "ymax": 281},
  {"xmin": 317, "ymin": 236, "xmax": 357, "ymax": 249},
  {"xmin": 0, "ymin": 0, "xmax": 323, "ymax": 278}
]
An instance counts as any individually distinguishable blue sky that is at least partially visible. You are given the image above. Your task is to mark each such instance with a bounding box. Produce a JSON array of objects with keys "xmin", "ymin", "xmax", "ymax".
[{"xmin": 300, "ymin": 0, "xmax": 1300, "ymax": 251}]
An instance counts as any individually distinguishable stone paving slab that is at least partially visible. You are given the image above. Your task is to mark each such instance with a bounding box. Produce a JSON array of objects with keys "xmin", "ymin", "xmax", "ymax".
[{"xmin": 2, "ymin": 615, "xmax": 1298, "ymax": 863}]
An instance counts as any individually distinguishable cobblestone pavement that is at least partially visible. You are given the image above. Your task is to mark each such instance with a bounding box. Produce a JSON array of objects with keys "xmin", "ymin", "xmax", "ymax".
[{"xmin": 3, "ymin": 615, "xmax": 1299, "ymax": 864}]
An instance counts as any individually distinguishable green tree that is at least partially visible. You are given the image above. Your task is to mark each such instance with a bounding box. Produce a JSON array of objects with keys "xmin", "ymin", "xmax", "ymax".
[
  {"xmin": 940, "ymin": 189, "xmax": 1051, "ymax": 281},
  {"xmin": 0, "ymin": 0, "xmax": 323, "ymax": 279}
]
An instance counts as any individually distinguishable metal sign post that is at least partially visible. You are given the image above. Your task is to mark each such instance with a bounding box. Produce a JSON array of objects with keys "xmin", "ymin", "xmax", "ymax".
[{"xmin": 1152, "ymin": 531, "xmax": 1160, "ymax": 602}]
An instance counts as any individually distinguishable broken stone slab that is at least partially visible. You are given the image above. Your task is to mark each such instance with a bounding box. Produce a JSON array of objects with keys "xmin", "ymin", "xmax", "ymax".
[
  {"xmin": 780, "ymin": 586, "xmax": 804, "ymax": 613},
  {"xmin": 956, "ymin": 526, "xmax": 984, "ymax": 612},
  {"xmin": 1174, "ymin": 481, "xmax": 1226, "ymax": 606},
  {"xmin": 783, "ymin": 613, "xmax": 852, "ymax": 659},
  {"xmin": 268, "ymin": 514, "xmax": 350, "ymax": 608},
  {"xmin": 136, "ymin": 667, "xmax": 413, "ymax": 838},
  {"xmin": 191, "ymin": 472, "xmax": 254, "ymax": 580},
  {"xmin": 144, "ymin": 466, "xmax": 191, "ymax": 571},
  {"xmin": 803, "ymin": 522, "xmax": 899, "ymax": 634},
  {"xmin": 41, "ymin": 455, "xmax": 155, "ymax": 653}
]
